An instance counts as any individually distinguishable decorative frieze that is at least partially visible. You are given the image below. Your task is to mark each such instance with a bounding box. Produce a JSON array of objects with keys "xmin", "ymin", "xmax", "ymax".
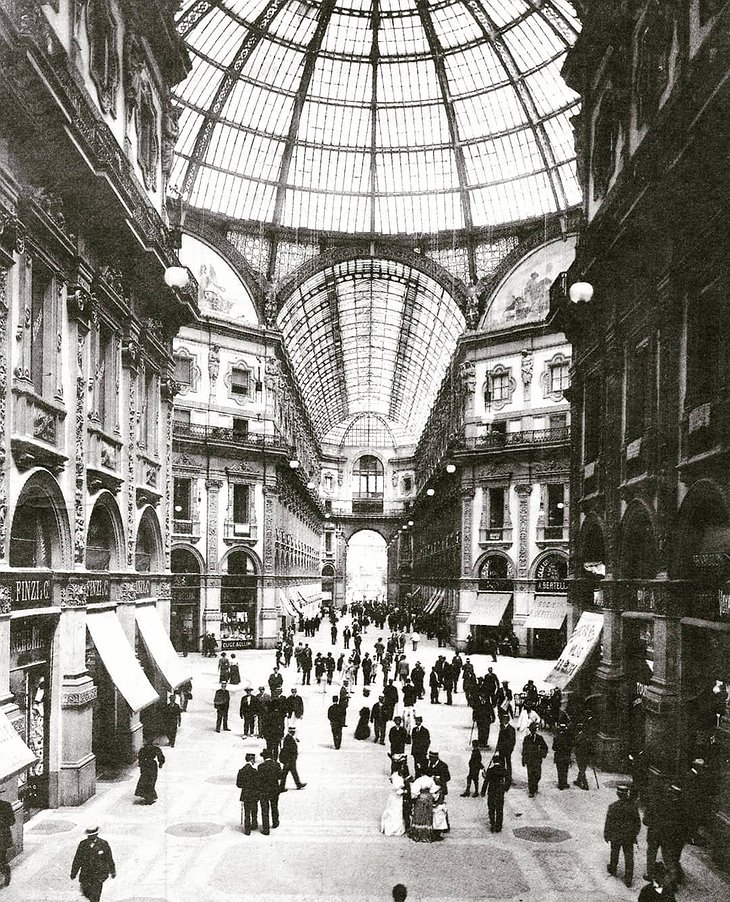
[
  {"xmin": 62, "ymin": 686, "xmax": 97, "ymax": 709},
  {"xmin": 514, "ymin": 484, "xmax": 532, "ymax": 577}
]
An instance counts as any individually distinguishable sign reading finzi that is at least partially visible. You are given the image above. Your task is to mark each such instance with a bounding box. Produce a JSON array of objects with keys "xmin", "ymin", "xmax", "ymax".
[{"xmin": 11, "ymin": 577, "xmax": 52, "ymax": 609}]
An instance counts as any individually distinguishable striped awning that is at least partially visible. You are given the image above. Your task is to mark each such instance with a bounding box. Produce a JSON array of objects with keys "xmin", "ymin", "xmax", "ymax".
[
  {"xmin": 467, "ymin": 593, "xmax": 512, "ymax": 626},
  {"xmin": 278, "ymin": 589, "xmax": 297, "ymax": 618},
  {"xmin": 524, "ymin": 595, "xmax": 569, "ymax": 630},
  {"xmin": 423, "ymin": 587, "xmax": 444, "ymax": 615}
]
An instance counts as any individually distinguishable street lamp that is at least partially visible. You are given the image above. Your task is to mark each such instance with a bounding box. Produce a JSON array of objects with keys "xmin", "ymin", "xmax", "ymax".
[
  {"xmin": 569, "ymin": 281, "xmax": 594, "ymax": 304},
  {"xmin": 407, "ymin": 520, "xmax": 414, "ymax": 527},
  {"xmin": 426, "ymin": 488, "xmax": 435, "ymax": 497},
  {"xmin": 445, "ymin": 463, "xmax": 456, "ymax": 474},
  {"xmin": 289, "ymin": 458, "xmax": 300, "ymax": 470},
  {"xmin": 164, "ymin": 265, "xmax": 190, "ymax": 289}
]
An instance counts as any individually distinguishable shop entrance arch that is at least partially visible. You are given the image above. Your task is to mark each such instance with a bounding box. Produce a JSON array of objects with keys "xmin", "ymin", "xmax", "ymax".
[
  {"xmin": 346, "ymin": 529, "xmax": 387, "ymax": 603},
  {"xmin": 171, "ymin": 547, "xmax": 202, "ymax": 652},
  {"xmin": 221, "ymin": 550, "xmax": 258, "ymax": 649}
]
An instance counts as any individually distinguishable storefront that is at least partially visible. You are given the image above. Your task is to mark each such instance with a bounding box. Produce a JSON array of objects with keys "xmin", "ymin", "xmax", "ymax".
[
  {"xmin": 220, "ymin": 550, "xmax": 258, "ymax": 649},
  {"xmin": 527, "ymin": 554, "xmax": 569, "ymax": 658},
  {"xmin": 171, "ymin": 548, "xmax": 201, "ymax": 652},
  {"xmin": 467, "ymin": 580, "xmax": 514, "ymax": 652}
]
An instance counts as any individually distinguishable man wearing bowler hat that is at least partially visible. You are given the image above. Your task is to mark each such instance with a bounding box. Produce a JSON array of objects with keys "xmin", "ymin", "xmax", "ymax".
[
  {"xmin": 236, "ymin": 752, "xmax": 260, "ymax": 835},
  {"xmin": 604, "ymin": 784, "xmax": 641, "ymax": 887},
  {"xmin": 70, "ymin": 826, "xmax": 115, "ymax": 902},
  {"xmin": 279, "ymin": 726, "xmax": 307, "ymax": 791}
]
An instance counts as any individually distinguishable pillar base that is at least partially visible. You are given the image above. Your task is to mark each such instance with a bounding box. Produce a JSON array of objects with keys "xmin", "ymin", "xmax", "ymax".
[
  {"xmin": 60, "ymin": 752, "xmax": 96, "ymax": 806},
  {"xmin": 594, "ymin": 731, "xmax": 625, "ymax": 772}
]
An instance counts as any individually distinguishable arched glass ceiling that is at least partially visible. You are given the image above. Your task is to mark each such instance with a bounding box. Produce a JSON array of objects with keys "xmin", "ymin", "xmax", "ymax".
[
  {"xmin": 278, "ymin": 258, "xmax": 465, "ymax": 443},
  {"xmin": 173, "ymin": 0, "xmax": 582, "ymax": 235},
  {"xmin": 324, "ymin": 412, "xmax": 412, "ymax": 447}
]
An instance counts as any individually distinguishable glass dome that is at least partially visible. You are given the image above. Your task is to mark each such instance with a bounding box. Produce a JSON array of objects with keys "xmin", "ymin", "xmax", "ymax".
[{"xmin": 173, "ymin": 0, "xmax": 581, "ymax": 235}]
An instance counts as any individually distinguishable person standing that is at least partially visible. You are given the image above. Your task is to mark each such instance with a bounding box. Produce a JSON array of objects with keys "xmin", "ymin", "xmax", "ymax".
[
  {"xmin": 473, "ymin": 696, "xmax": 495, "ymax": 749},
  {"xmin": 462, "ymin": 741, "xmax": 483, "ymax": 797},
  {"xmin": 371, "ymin": 694, "xmax": 388, "ymax": 744},
  {"xmin": 553, "ymin": 722, "xmax": 573, "ymax": 789},
  {"xmin": 257, "ymin": 749, "xmax": 283, "ymax": 834},
  {"xmin": 70, "ymin": 826, "xmax": 115, "ymax": 902},
  {"xmin": 411, "ymin": 662, "xmax": 425, "ymax": 699},
  {"xmin": 0, "ymin": 790, "xmax": 15, "ymax": 888},
  {"xmin": 389, "ymin": 716, "xmax": 409, "ymax": 765},
  {"xmin": 410, "ymin": 716, "xmax": 430, "ymax": 777},
  {"xmin": 410, "ymin": 630, "xmax": 420, "ymax": 653},
  {"xmin": 279, "ymin": 726, "xmax": 307, "ymax": 790},
  {"xmin": 228, "ymin": 654, "xmax": 241, "ymax": 685},
  {"xmin": 441, "ymin": 662, "xmax": 454, "ymax": 705},
  {"xmin": 429, "ymin": 668, "xmax": 441, "ymax": 704},
  {"xmin": 239, "ymin": 687, "xmax": 257, "ymax": 736},
  {"xmin": 573, "ymin": 722, "xmax": 592, "ymax": 790},
  {"xmin": 134, "ymin": 739, "xmax": 165, "ymax": 805},
  {"xmin": 521, "ymin": 721, "xmax": 548, "ymax": 797},
  {"xmin": 286, "ymin": 687, "xmax": 304, "ymax": 721},
  {"xmin": 236, "ymin": 752, "xmax": 260, "ymax": 835},
  {"xmin": 483, "ymin": 753, "xmax": 509, "ymax": 833},
  {"xmin": 426, "ymin": 751, "xmax": 451, "ymax": 797},
  {"xmin": 213, "ymin": 682, "xmax": 231, "ymax": 732},
  {"xmin": 381, "ymin": 762, "xmax": 408, "ymax": 836},
  {"xmin": 484, "ymin": 667, "xmax": 499, "ymax": 706},
  {"xmin": 217, "ymin": 652, "xmax": 230, "ymax": 682},
  {"xmin": 496, "ymin": 713, "xmax": 516, "ymax": 789},
  {"xmin": 402, "ymin": 679, "xmax": 418, "ymax": 732},
  {"xmin": 328, "ymin": 695, "xmax": 346, "ymax": 749},
  {"xmin": 164, "ymin": 693, "xmax": 182, "ymax": 748},
  {"xmin": 301, "ymin": 646, "xmax": 312, "ymax": 685},
  {"xmin": 325, "ymin": 652, "xmax": 336, "ymax": 685},
  {"xmin": 339, "ymin": 680, "xmax": 351, "ymax": 726},
  {"xmin": 268, "ymin": 666, "xmax": 284, "ymax": 698},
  {"xmin": 331, "ymin": 622, "xmax": 338, "ymax": 645},
  {"xmin": 362, "ymin": 652, "xmax": 373, "ymax": 686},
  {"xmin": 604, "ymin": 784, "xmax": 641, "ymax": 887},
  {"xmin": 343, "ymin": 625, "xmax": 351, "ymax": 649}
]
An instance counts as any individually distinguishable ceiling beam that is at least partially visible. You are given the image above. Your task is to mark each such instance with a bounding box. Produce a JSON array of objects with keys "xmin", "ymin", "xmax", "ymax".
[
  {"xmin": 181, "ymin": 0, "xmax": 289, "ymax": 198},
  {"xmin": 388, "ymin": 276, "xmax": 420, "ymax": 424},
  {"xmin": 368, "ymin": 0, "xmax": 381, "ymax": 235},
  {"xmin": 322, "ymin": 270, "xmax": 350, "ymax": 422},
  {"xmin": 416, "ymin": 0, "xmax": 476, "ymax": 281},
  {"xmin": 460, "ymin": 0, "xmax": 569, "ymax": 213},
  {"xmin": 176, "ymin": 0, "xmax": 225, "ymax": 39}
]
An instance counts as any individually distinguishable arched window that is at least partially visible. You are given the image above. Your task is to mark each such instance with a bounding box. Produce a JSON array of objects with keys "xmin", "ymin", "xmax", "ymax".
[
  {"xmin": 135, "ymin": 512, "xmax": 161, "ymax": 573},
  {"xmin": 353, "ymin": 455, "xmax": 384, "ymax": 513},
  {"xmin": 9, "ymin": 501, "xmax": 54, "ymax": 568},
  {"xmin": 86, "ymin": 504, "xmax": 116, "ymax": 571}
]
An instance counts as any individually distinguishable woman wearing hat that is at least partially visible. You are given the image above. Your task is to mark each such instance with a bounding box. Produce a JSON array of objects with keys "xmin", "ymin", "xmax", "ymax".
[
  {"xmin": 380, "ymin": 760, "xmax": 408, "ymax": 837},
  {"xmin": 408, "ymin": 773, "xmax": 440, "ymax": 843},
  {"xmin": 638, "ymin": 863, "xmax": 676, "ymax": 902},
  {"xmin": 134, "ymin": 739, "xmax": 165, "ymax": 805}
]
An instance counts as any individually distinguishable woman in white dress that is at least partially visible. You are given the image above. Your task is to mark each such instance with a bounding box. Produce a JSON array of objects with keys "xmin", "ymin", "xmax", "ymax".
[{"xmin": 381, "ymin": 765, "xmax": 408, "ymax": 836}]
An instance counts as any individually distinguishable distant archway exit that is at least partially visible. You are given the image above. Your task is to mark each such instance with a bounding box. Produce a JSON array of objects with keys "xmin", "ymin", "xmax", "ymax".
[{"xmin": 346, "ymin": 530, "xmax": 387, "ymax": 603}]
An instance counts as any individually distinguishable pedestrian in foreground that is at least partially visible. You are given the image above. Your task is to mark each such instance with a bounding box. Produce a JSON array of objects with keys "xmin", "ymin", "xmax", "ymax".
[
  {"xmin": 328, "ymin": 695, "xmax": 346, "ymax": 749},
  {"xmin": 521, "ymin": 721, "xmax": 548, "ymax": 797},
  {"xmin": 258, "ymin": 749, "xmax": 283, "ymax": 834},
  {"xmin": 134, "ymin": 739, "xmax": 165, "ymax": 805},
  {"xmin": 0, "ymin": 789, "xmax": 14, "ymax": 887},
  {"xmin": 604, "ymin": 784, "xmax": 641, "ymax": 887},
  {"xmin": 280, "ymin": 726, "xmax": 307, "ymax": 790},
  {"xmin": 236, "ymin": 752, "xmax": 260, "ymax": 835},
  {"xmin": 70, "ymin": 826, "xmax": 115, "ymax": 902}
]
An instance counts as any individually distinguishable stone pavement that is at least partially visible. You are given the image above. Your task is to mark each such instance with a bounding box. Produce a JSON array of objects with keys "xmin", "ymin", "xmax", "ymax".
[{"xmin": 5, "ymin": 620, "xmax": 728, "ymax": 902}]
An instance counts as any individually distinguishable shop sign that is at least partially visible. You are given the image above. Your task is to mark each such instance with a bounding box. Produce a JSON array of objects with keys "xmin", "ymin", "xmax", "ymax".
[
  {"xmin": 536, "ymin": 579, "xmax": 567, "ymax": 593},
  {"xmin": 10, "ymin": 620, "xmax": 52, "ymax": 657},
  {"xmin": 692, "ymin": 552, "xmax": 730, "ymax": 570},
  {"xmin": 479, "ymin": 578, "xmax": 513, "ymax": 592},
  {"xmin": 545, "ymin": 611, "xmax": 603, "ymax": 690},
  {"xmin": 11, "ymin": 576, "xmax": 52, "ymax": 609},
  {"xmin": 85, "ymin": 578, "xmax": 110, "ymax": 603},
  {"xmin": 719, "ymin": 583, "xmax": 730, "ymax": 620},
  {"xmin": 221, "ymin": 637, "xmax": 255, "ymax": 650}
]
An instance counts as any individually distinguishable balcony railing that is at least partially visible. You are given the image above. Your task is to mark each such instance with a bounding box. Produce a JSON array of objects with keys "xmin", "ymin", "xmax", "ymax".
[
  {"xmin": 352, "ymin": 494, "xmax": 384, "ymax": 514},
  {"xmin": 173, "ymin": 422, "xmax": 290, "ymax": 450},
  {"xmin": 464, "ymin": 426, "xmax": 571, "ymax": 450}
]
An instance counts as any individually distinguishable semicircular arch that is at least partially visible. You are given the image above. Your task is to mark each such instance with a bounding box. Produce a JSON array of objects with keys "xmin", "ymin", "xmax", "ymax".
[{"xmin": 9, "ymin": 468, "xmax": 72, "ymax": 570}]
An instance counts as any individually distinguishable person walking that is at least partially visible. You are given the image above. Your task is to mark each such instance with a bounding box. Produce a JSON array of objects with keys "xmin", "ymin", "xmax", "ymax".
[
  {"xmin": 70, "ymin": 826, "xmax": 115, "ymax": 902},
  {"xmin": 410, "ymin": 630, "xmax": 420, "ymax": 652},
  {"xmin": 371, "ymin": 694, "xmax": 388, "ymax": 744},
  {"xmin": 426, "ymin": 751, "xmax": 451, "ymax": 797},
  {"xmin": 257, "ymin": 749, "xmax": 283, "ymax": 834},
  {"xmin": 279, "ymin": 726, "xmax": 307, "ymax": 790},
  {"xmin": 521, "ymin": 721, "xmax": 548, "ymax": 797},
  {"xmin": 383, "ymin": 680, "xmax": 399, "ymax": 721},
  {"xmin": 553, "ymin": 722, "xmax": 573, "ymax": 789},
  {"xmin": 462, "ymin": 741, "xmax": 483, "ymax": 797},
  {"xmin": 213, "ymin": 682, "xmax": 231, "ymax": 732},
  {"xmin": 388, "ymin": 716, "xmax": 409, "ymax": 766},
  {"xmin": 240, "ymin": 687, "xmax": 257, "ymax": 736},
  {"xmin": 604, "ymin": 784, "xmax": 641, "ymax": 887},
  {"xmin": 228, "ymin": 654, "xmax": 241, "ymax": 685},
  {"xmin": 236, "ymin": 752, "xmax": 260, "ymax": 835},
  {"xmin": 134, "ymin": 739, "xmax": 165, "ymax": 805},
  {"xmin": 441, "ymin": 662, "xmax": 454, "ymax": 705},
  {"xmin": 496, "ymin": 713, "xmax": 516, "ymax": 789},
  {"xmin": 163, "ymin": 693, "xmax": 182, "ymax": 747},
  {"xmin": 331, "ymin": 622, "xmax": 338, "ymax": 645},
  {"xmin": 362, "ymin": 653, "xmax": 373, "ymax": 686},
  {"xmin": 328, "ymin": 695, "xmax": 346, "ymax": 749},
  {"xmin": 301, "ymin": 646, "xmax": 312, "ymax": 685},
  {"xmin": 410, "ymin": 716, "xmax": 430, "ymax": 777},
  {"xmin": 402, "ymin": 679, "xmax": 418, "ymax": 732},
  {"xmin": 0, "ymin": 790, "xmax": 15, "ymax": 888},
  {"xmin": 483, "ymin": 753, "xmax": 509, "ymax": 833},
  {"xmin": 286, "ymin": 687, "xmax": 304, "ymax": 721},
  {"xmin": 217, "ymin": 652, "xmax": 230, "ymax": 682}
]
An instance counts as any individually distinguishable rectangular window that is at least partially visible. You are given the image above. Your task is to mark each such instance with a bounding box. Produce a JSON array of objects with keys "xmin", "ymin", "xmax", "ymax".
[
  {"xmin": 547, "ymin": 484, "xmax": 565, "ymax": 528},
  {"xmin": 626, "ymin": 345, "xmax": 648, "ymax": 440},
  {"xmin": 231, "ymin": 367, "xmax": 250, "ymax": 397},
  {"xmin": 488, "ymin": 487, "xmax": 505, "ymax": 530},
  {"xmin": 325, "ymin": 531, "xmax": 333, "ymax": 553},
  {"xmin": 687, "ymin": 289, "xmax": 721, "ymax": 406},
  {"xmin": 233, "ymin": 484, "xmax": 250, "ymax": 524},
  {"xmin": 174, "ymin": 355, "xmax": 193, "ymax": 388},
  {"xmin": 550, "ymin": 362, "xmax": 570, "ymax": 394},
  {"xmin": 173, "ymin": 408, "xmax": 191, "ymax": 425},
  {"xmin": 549, "ymin": 413, "xmax": 568, "ymax": 431},
  {"xmin": 233, "ymin": 417, "xmax": 249, "ymax": 438},
  {"xmin": 174, "ymin": 478, "xmax": 192, "ymax": 521},
  {"xmin": 98, "ymin": 324, "xmax": 113, "ymax": 430},
  {"xmin": 491, "ymin": 373, "xmax": 510, "ymax": 402},
  {"xmin": 30, "ymin": 267, "xmax": 50, "ymax": 395},
  {"xmin": 489, "ymin": 420, "xmax": 507, "ymax": 436}
]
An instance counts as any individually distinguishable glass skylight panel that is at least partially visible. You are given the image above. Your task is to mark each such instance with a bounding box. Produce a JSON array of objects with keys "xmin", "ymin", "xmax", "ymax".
[
  {"xmin": 503, "ymin": 15, "xmax": 566, "ymax": 73},
  {"xmin": 221, "ymin": 81, "xmax": 294, "ymax": 137},
  {"xmin": 174, "ymin": 107, "xmax": 203, "ymax": 159},
  {"xmin": 431, "ymin": 2, "xmax": 484, "ymax": 49},
  {"xmin": 443, "ymin": 43, "xmax": 506, "ymax": 97},
  {"xmin": 482, "ymin": 0, "xmax": 529, "ymax": 30},
  {"xmin": 308, "ymin": 57, "xmax": 371, "ymax": 104},
  {"xmin": 244, "ymin": 39, "xmax": 306, "ymax": 93},
  {"xmin": 298, "ymin": 99, "xmax": 371, "ymax": 148},
  {"xmin": 322, "ymin": 10, "xmax": 371, "ymax": 55},
  {"xmin": 522, "ymin": 59, "xmax": 576, "ymax": 117},
  {"xmin": 183, "ymin": 51, "xmax": 227, "ymax": 109},
  {"xmin": 267, "ymin": 2, "xmax": 318, "ymax": 45},
  {"xmin": 543, "ymin": 108, "xmax": 579, "ymax": 163},
  {"xmin": 473, "ymin": 83, "xmax": 529, "ymax": 133},
  {"xmin": 225, "ymin": 0, "xmax": 267, "ymax": 21}
]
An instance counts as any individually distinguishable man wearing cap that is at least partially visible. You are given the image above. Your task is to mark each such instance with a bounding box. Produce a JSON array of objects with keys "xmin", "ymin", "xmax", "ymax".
[
  {"xmin": 257, "ymin": 749, "xmax": 283, "ymax": 834},
  {"xmin": 410, "ymin": 716, "xmax": 431, "ymax": 777},
  {"xmin": 236, "ymin": 753, "xmax": 260, "ymax": 835},
  {"xmin": 604, "ymin": 784, "xmax": 641, "ymax": 886},
  {"xmin": 552, "ymin": 722, "xmax": 573, "ymax": 789},
  {"xmin": 280, "ymin": 726, "xmax": 307, "ymax": 791},
  {"xmin": 70, "ymin": 826, "xmax": 115, "ymax": 902},
  {"xmin": 239, "ymin": 687, "xmax": 257, "ymax": 736},
  {"xmin": 327, "ymin": 695, "xmax": 346, "ymax": 749},
  {"xmin": 521, "ymin": 721, "xmax": 548, "ymax": 797}
]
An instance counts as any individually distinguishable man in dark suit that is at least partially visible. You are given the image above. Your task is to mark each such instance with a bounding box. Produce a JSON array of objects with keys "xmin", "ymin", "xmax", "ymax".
[
  {"xmin": 257, "ymin": 749, "xmax": 283, "ymax": 834},
  {"xmin": 236, "ymin": 752, "xmax": 260, "ymax": 835},
  {"xmin": 522, "ymin": 721, "xmax": 548, "ymax": 797},
  {"xmin": 70, "ymin": 826, "xmax": 115, "ymax": 902},
  {"xmin": 239, "ymin": 687, "xmax": 257, "ymax": 736},
  {"xmin": 383, "ymin": 680, "xmax": 399, "ymax": 721},
  {"xmin": 370, "ymin": 695, "xmax": 388, "ymax": 744},
  {"xmin": 327, "ymin": 695, "xmax": 346, "ymax": 749},
  {"xmin": 426, "ymin": 751, "xmax": 451, "ymax": 796},
  {"xmin": 410, "ymin": 716, "xmax": 430, "ymax": 776},
  {"xmin": 429, "ymin": 669, "xmax": 441, "ymax": 704},
  {"xmin": 279, "ymin": 726, "xmax": 307, "ymax": 790},
  {"xmin": 604, "ymin": 785, "xmax": 641, "ymax": 887},
  {"xmin": 388, "ymin": 716, "xmax": 409, "ymax": 767},
  {"xmin": 287, "ymin": 687, "xmax": 304, "ymax": 721},
  {"xmin": 213, "ymin": 682, "xmax": 230, "ymax": 732},
  {"xmin": 441, "ymin": 662, "xmax": 455, "ymax": 705}
]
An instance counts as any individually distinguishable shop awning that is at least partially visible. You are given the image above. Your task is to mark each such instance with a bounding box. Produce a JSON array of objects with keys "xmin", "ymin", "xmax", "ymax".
[
  {"xmin": 135, "ymin": 605, "xmax": 192, "ymax": 691},
  {"xmin": 0, "ymin": 708, "xmax": 35, "ymax": 780},
  {"xmin": 277, "ymin": 590, "xmax": 296, "ymax": 618},
  {"xmin": 87, "ymin": 610, "xmax": 159, "ymax": 712},
  {"xmin": 525, "ymin": 596, "xmax": 569, "ymax": 630},
  {"xmin": 423, "ymin": 588, "xmax": 444, "ymax": 615},
  {"xmin": 545, "ymin": 611, "xmax": 604, "ymax": 690},
  {"xmin": 468, "ymin": 593, "xmax": 512, "ymax": 626}
]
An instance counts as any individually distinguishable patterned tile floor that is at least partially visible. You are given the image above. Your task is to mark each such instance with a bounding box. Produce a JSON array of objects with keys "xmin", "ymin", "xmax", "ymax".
[{"xmin": 5, "ymin": 621, "xmax": 728, "ymax": 902}]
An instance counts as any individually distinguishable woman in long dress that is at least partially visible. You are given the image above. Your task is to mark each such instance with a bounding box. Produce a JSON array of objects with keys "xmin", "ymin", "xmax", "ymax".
[
  {"xmin": 355, "ymin": 706, "xmax": 371, "ymax": 740},
  {"xmin": 134, "ymin": 739, "xmax": 165, "ymax": 804},
  {"xmin": 408, "ymin": 774, "xmax": 439, "ymax": 842},
  {"xmin": 381, "ymin": 765, "xmax": 407, "ymax": 836}
]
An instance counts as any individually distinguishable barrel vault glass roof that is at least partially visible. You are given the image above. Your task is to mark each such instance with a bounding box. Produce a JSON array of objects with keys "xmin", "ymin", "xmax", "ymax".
[
  {"xmin": 173, "ymin": 0, "xmax": 582, "ymax": 235},
  {"xmin": 277, "ymin": 257, "xmax": 465, "ymax": 443}
]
